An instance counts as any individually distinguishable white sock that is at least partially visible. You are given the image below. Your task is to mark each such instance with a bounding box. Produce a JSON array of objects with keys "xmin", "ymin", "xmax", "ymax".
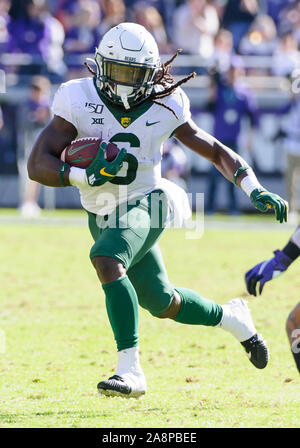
[
  {"xmin": 116, "ymin": 346, "xmax": 144, "ymax": 377},
  {"xmin": 217, "ymin": 299, "xmax": 256, "ymax": 342}
]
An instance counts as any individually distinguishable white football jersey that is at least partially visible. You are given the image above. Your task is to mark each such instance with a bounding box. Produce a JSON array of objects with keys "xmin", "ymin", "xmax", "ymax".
[{"xmin": 51, "ymin": 77, "xmax": 192, "ymax": 220}]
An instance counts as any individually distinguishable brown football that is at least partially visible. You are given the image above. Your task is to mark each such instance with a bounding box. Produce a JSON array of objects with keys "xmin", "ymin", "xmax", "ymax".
[{"xmin": 60, "ymin": 137, "xmax": 120, "ymax": 168}]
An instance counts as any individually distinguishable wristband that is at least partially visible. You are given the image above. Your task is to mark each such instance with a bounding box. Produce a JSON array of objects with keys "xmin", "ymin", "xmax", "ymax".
[
  {"xmin": 283, "ymin": 241, "xmax": 300, "ymax": 261},
  {"xmin": 69, "ymin": 166, "xmax": 87, "ymax": 187},
  {"xmin": 59, "ymin": 162, "xmax": 69, "ymax": 187},
  {"xmin": 233, "ymin": 166, "xmax": 250, "ymax": 185}
]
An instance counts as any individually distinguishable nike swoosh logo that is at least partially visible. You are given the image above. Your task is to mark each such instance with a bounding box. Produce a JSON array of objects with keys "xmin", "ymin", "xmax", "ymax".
[
  {"xmin": 100, "ymin": 167, "xmax": 116, "ymax": 177},
  {"xmin": 68, "ymin": 142, "xmax": 96, "ymax": 156},
  {"xmin": 146, "ymin": 120, "xmax": 160, "ymax": 126}
]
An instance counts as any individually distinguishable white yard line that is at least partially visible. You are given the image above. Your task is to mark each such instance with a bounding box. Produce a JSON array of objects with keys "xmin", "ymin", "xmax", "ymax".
[
  {"xmin": 0, "ymin": 215, "xmax": 87, "ymax": 226},
  {"xmin": 0, "ymin": 213, "xmax": 296, "ymax": 231}
]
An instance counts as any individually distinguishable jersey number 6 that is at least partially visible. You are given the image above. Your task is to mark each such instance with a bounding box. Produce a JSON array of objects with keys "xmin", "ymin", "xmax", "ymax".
[{"xmin": 109, "ymin": 133, "xmax": 139, "ymax": 185}]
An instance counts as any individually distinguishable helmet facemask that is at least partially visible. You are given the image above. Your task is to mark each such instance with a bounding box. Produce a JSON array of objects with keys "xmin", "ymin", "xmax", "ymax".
[{"xmin": 95, "ymin": 53, "xmax": 160, "ymax": 109}]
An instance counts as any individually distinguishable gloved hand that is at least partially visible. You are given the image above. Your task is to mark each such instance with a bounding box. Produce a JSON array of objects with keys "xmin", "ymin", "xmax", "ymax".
[
  {"xmin": 245, "ymin": 250, "xmax": 293, "ymax": 296},
  {"xmin": 86, "ymin": 141, "xmax": 127, "ymax": 186},
  {"xmin": 250, "ymin": 188, "xmax": 288, "ymax": 223}
]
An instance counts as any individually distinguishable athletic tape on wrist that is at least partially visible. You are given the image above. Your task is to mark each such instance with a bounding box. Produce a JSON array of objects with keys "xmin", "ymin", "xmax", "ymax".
[
  {"xmin": 240, "ymin": 174, "xmax": 263, "ymax": 197},
  {"xmin": 291, "ymin": 226, "xmax": 300, "ymax": 249},
  {"xmin": 69, "ymin": 166, "xmax": 87, "ymax": 186}
]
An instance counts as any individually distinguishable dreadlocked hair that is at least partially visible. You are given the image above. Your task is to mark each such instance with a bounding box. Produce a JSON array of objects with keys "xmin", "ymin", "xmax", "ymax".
[
  {"xmin": 84, "ymin": 50, "xmax": 196, "ymax": 119},
  {"xmin": 149, "ymin": 49, "xmax": 196, "ymax": 119}
]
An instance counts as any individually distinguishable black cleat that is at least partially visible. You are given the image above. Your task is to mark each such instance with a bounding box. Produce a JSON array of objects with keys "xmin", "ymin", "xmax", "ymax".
[
  {"xmin": 241, "ymin": 333, "xmax": 269, "ymax": 369},
  {"xmin": 97, "ymin": 373, "xmax": 146, "ymax": 398},
  {"xmin": 98, "ymin": 375, "xmax": 131, "ymax": 397}
]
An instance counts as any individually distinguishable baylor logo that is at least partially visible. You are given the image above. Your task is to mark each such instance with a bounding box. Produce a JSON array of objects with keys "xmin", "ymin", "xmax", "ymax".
[{"xmin": 121, "ymin": 117, "xmax": 131, "ymax": 128}]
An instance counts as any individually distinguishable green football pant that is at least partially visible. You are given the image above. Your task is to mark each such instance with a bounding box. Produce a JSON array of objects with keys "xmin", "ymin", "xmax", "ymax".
[{"xmin": 87, "ymin": 191, "xmax": 222, "ymax": 351}]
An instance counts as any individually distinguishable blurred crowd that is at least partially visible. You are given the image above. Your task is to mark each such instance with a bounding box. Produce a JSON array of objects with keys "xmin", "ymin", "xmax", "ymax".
[
  {"xmin": 0, "ymin": 0, "xmax": 300, "ymax": 80},
  {"xmin": 0, "ymin": 0, "xmax": 300, "ymax": 217}
]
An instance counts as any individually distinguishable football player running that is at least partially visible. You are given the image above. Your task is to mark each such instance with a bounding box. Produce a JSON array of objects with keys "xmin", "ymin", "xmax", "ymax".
[
  {"xmin": 28, "ymin": 23, "xmax": 288, "ymax": 398},
  {"xmin": 245, "ymin": 225, "xmax": 300, "ymax": 373}
]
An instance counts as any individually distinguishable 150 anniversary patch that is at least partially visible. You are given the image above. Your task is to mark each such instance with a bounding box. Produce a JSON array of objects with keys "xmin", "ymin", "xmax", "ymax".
[{"xmin": 85, "ymin": 102, "xmax": 104, "ymax": 114}]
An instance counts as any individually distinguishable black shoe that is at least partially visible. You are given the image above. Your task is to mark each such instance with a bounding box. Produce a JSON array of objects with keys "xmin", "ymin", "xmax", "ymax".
[
  {"xmin": 97, "ymin": 373, "xmax": 146, "ymax": 398},
  {"xmin": 98, "ymin": 375, "xmax": 131, "ymax": 397},
  {"xmin": 241, "ymin": 333, "xmax": 269, "ymax": 369}
]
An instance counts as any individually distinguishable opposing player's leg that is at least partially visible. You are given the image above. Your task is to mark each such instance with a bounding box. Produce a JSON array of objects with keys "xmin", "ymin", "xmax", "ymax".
[
  {"xmin": 286, "ymin": 302, "xmax": 300, "ymax": 374},
  {"xmin": 88, "ymin": 190, "xmax": 169, "ymax": 398},
  {"xmin": 128, "ymin": 245, "xmax": 269, "ymax": 370}
]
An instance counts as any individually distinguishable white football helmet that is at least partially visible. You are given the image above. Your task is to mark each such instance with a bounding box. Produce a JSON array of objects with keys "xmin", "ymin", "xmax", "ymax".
[{"xmin": 94, "ymin": 23, "xmax": 161, "ymax": 109}]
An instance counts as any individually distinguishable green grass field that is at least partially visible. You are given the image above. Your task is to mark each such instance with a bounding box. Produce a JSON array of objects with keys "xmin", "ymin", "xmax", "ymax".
[{"xmin": 0, "ymin": 211, "xmax": 299, "ymax": 428}]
